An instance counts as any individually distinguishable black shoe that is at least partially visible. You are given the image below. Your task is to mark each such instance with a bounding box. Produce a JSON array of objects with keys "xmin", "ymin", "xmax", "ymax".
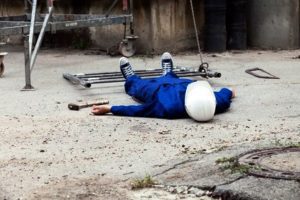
[
  {"xmin": 161, "ymin": 52, "xmax": 174, "ymax": 75},
  {"xmin": 120, "ymin": 57, "xmax": 135, "ymax": 79}
]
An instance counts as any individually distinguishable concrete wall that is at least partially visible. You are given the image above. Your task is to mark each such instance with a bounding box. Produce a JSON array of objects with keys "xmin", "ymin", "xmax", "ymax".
[
  {"xmin": 0, "ymin": 0, "xmax": 299, "ymax": 52},
  {"xmin": 248, "ymin": 0, "xmax": 299, "ymax": 49},
  {"xmin": 89, "ymin": 0, "xmax": 204, "ymax": 54},
  {"xmin": 0, "ymin": 0, "xmax": 204, "ymax": 54}
]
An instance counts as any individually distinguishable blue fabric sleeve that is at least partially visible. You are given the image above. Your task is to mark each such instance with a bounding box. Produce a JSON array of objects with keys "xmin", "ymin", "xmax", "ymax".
[
  {"xmin": 214, "ymin": 88, "xmax": 233, "ymax": 114},
  {"xmin": 111, "ymin": 101, "xmax": 166, "ymax": 118},
  {"xmin": 111, "ymin": 104, "xmax": 150, "ymax": 117}
]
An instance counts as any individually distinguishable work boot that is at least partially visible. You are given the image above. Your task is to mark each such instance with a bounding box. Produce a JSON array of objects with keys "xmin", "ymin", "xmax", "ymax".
[
  {"xmin": 161, "ymin": 52, "xmax": 174, "ymax": 75},
  {"xmin": 120, "ymin": 57, "xmax": 135, "ymax": 79}
]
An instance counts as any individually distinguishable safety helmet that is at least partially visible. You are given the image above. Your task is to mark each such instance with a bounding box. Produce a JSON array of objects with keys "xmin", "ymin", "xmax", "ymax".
[{"xmin": 185, "ymin": 81, "xmax": 216, "ymax": 122}]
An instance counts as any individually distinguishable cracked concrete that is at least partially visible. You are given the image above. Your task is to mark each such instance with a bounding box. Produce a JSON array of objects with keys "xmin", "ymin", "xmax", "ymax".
[{"xmin": 0, "ymin": 48, "xmax": 299, "ymax": 199}]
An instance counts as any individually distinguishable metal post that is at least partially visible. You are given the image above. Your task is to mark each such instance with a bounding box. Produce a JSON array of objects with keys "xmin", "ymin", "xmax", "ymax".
[
  {"xmin": 29, "ymin": 0, "xmax": 37, "ymax": 58},
  {"xmin": 30, "ymin": 6, "xmax": 53, "ymax": 71},
  {"xmin": 22, "ymin": 35, "xmax": 35, "ymax": 90},
  {"xmin": 129, "ymin": 0, "xmax": 134, "ymax": 34},
  {"xmin": 24, "ymin": 0, "xmax": 30, "ymax": 14},
  {"xmin": 105, "ymin": 0, "xmax": 119, "ymax": 17}
]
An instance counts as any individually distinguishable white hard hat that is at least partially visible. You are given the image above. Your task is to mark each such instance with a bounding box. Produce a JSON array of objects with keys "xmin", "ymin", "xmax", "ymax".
[{"xmin": 185, "ymin": 81, "xmax": 216, "ymax": 122}]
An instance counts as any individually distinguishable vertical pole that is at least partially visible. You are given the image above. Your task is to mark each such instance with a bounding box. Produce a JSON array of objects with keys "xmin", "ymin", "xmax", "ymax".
[
  {"xmin": 29, "ymin": 0, "xmax": 37, "ymax": 58},
  {"xmin": 24, "ymin": 0, "xmax": 29, "ymax": 14},
  {"xmin": 129, "ymin": 0, "xmax": 134, "ymax": 35},
  {"xmin": 22, "ymin": 35, "xmax": 34, "ymax": 90},
  {"xmin": 123, "ymin": 0, "xmax": 128, "ymax": 11}
]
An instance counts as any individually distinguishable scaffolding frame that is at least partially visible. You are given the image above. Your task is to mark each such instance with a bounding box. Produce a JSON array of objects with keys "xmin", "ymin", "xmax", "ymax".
[
  {"xmin": 63, "ymin": 67, "xmax": 222, "ymax": 88},
  {"xmin": 0, "ymin": 0, "xmax": 135, "ymax": 90}
]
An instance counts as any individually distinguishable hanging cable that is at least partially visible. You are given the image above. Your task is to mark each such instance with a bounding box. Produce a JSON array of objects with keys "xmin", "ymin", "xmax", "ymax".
[{"xmin": 189, "ymin": 0, "xmax": 209, "ymax": 70}]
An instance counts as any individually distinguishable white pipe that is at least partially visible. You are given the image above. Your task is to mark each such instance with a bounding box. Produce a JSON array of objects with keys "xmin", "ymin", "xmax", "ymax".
[
  {"xmin": 30, "ymin": 6, "xmax": 54, "ymax": 72},
  {"xmin": 29, "ymin": 0, "xmax": 37, "ymax": 59}
]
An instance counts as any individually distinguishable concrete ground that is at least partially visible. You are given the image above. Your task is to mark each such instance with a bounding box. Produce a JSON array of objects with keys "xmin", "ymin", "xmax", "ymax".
[{"xmin": 0, "ymin": 48, "xmax": 299, "ymax": 200}]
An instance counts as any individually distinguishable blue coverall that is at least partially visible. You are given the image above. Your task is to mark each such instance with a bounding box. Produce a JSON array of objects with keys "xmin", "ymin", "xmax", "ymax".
[{"xmin": 111, "ymin": 72, "xmax": 232, "ymax": 119}]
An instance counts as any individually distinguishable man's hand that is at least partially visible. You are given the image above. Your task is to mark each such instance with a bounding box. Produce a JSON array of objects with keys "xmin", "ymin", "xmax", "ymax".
[
  {"xmin": 91, "ymin": 105, "xmax": 112, "ymax": 115},
  {"xmin": 231, "ymin": 88, "xmax": 236, "ymax": 99}
]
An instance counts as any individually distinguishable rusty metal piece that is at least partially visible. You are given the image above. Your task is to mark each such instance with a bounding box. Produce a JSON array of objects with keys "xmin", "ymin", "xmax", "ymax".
[
  {"xmin": 0, "ymin": 52, "xmax": 8, "ymax": 77},
  {"xmin": 119, "ymin": 38, "xmax": 137, "ymax": 57},
  {"xmin": 0, "ymin": 63, "xmax": 4, "ymax": 77},
  {"xmin": 245, "ymin": 67, "xmax": 280, "ymax": 79},
  {"xmin": 238, "ymin": 147, "xmax": 300, "ymax": 180}
]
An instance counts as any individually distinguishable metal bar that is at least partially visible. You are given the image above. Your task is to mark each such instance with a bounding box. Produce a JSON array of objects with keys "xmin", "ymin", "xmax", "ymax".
[
  {"xmin": 245, "ymin": 67, "xmax": 280, "ymax": 79},
  {"xmin": 80, "ymin": 72, "xmax": 209, "ymax": 81},
  {"xmin": 77, "ymin": 70, "xmax": 201, "ymax": 79},
  {"xmin": 29, "ymin": 0, "xmax": 37, "ymax": 58},
  {"xmin": 0, "ymin": 15, "xmax": 131, "ymax": 36},
  {"xmin": 84, "ymin": 73, "xmax": 211, "ymax": 85},
  {"xmin": 105, "ymin": 0, "xmax": 119, "ymax": 17},
  {"xmin": 0, "ymin": 15, "xmax": 28, "ymax": 21},
  {"xmin": 25, "ymin": 15, "xmax": 130, "ymax": 33},
  {"xmin": 43, "ymin": 14, "xmax": 112, "ymax": 21},
  {"xmin": 129, "ymin": 0, "xmax": 134, "ymax": 34},
  {"xmin": 64, "ymin": 68, "xmax": 221, "ymax": 88},
  {"xmin": 0, "ymin": 26, "xmax": 27, "ymax": 36},
  {"xmin": 22, "ymin": 35, "xmax": 34, "ymax": 90},
  {"xmin": 0, "ymin": 21, "xmax": 30, "ymax": 27},
  {"xmin": 48, "ymin": 15, "xmax": 131, "ymax": 30},
  {"xmin": 75, "ymin": 67, "xmax": 197, "ymax": 76},
  {"xmin": 0, "ymin": 14, "xmax": 119, "ymax": 21},
  {"xmin": 30, "ymin": 6, "xmax": 54, "ymax": 72},
  {"xmin": 73, "ymin": 67, "xmax": 211, "ymax": 78},
  {"xmin": 63, "ymin": 73, "xmax": 92, "ymax": 88},
  {"xmin": 77, "ymin": 69, "xmax": 163, "ymax": 76}
]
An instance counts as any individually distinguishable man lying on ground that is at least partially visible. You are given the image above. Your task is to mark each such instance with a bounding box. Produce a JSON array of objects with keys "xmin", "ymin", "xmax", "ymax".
[{"xmin": 92, "ymin": 52, "xmax": 235, "ymax": 121}]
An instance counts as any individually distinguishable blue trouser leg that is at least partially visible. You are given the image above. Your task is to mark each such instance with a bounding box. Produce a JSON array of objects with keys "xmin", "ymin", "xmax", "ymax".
[
  {"xmin": 124, "ymin": 75, "xmax": 160, "ymax": 103},
  {"xmin": 124, "ymin": 72, "xmax": 180, "ymax": 103}
]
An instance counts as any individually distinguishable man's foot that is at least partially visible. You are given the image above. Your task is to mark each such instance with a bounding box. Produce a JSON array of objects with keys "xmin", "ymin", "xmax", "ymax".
[
  {"xmin": 120, "ymin": 57, "xmax": 135, "ymax": 79},
  {"xmin": 161, "ymin": 52, "xmax": 174, "ymax": 75}
]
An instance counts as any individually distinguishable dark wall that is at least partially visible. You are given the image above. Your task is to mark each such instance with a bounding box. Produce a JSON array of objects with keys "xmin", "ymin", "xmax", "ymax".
[
  {"xmin": 1, "ymin": 0, "xmax": 299, "ymax": 51},
  {"xmin": 0, "ymin": 0, "xmax": 205, "ymax": 53}
]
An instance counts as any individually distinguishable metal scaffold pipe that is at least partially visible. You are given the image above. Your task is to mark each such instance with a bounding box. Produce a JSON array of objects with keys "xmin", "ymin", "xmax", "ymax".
[
  {"xmin": 30, "ymin": 6, "xmax": 54, "ymax": 72},
  {"xmin": 29, "ymin": 0, "xmax": 38, "ymax": 59}
]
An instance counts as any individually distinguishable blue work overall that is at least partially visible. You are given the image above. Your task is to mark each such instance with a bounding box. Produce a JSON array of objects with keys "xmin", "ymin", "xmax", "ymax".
[{"xmin": 111, "ymin": 72, "xmax": 232, "ymax": 119}]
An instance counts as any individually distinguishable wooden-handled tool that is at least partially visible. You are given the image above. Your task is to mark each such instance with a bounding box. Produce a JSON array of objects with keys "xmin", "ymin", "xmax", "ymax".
[{"xmin": 68, "ymin": 99, "xmax": 109, "ymax": 111}]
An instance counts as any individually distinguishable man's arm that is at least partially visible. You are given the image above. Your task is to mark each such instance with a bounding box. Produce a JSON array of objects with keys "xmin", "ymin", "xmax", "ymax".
[
  {"xmin": 92, "ymin": 102, "xmax": 166, "ymax": 118},
  {"xmin": 214, "ymin": 88, "xmax": 234, "ymax": 114}
]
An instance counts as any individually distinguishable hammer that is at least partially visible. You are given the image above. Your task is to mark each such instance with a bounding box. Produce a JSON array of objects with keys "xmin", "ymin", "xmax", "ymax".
[{"xmin": 68, "ymin": 100, "xmax": 109, "ymax": 111}]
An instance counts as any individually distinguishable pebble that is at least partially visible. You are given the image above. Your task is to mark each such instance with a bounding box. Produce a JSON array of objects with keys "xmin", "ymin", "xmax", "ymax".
[
  {"xmin": 176, "ymin": 186, "xmax": 188, "ymax": 194},
  {"xmin": 188, "ymin": 187, "xmax": 202, "ymax": 195},
  {"xmin": 196, "ymin": 190, "xmax": 205, "ymax": 197},
  {"xmin": 167, "ymin": 186, "xmax": 176, "ymax": 193}
]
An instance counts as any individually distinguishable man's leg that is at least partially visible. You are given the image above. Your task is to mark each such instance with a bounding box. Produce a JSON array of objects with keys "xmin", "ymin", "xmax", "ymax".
[
  {"xmin": 159, "ymin": 52, "xmax": 193, "ymax": 82},
  {"xmin": 161, "ymin": 52, "xmax": 174, "ymax": 76},
  {"xmin": 120, "ymin": 57, "xmax": 159, "ymax": 103},
  {"xmin": 120, "ymin": 57, "xmax": 135, "ymax": 79}
]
